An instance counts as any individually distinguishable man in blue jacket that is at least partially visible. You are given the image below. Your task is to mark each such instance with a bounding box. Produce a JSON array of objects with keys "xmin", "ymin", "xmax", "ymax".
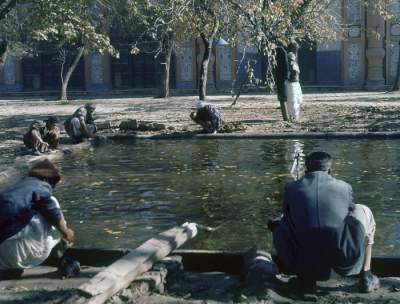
[
  {"xmin": 0, "ymin": 159, "xmax": 77, "ymax": 280},
  {"xmin": 270, "ymin": 152, "xmax": 379, "ymax": 293}
]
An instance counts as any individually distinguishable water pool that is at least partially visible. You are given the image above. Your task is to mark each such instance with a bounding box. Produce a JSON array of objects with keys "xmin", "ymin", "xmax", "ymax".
[{"xmin": 53, "ymin": 139, "xmax": 400, "ymax": 255}]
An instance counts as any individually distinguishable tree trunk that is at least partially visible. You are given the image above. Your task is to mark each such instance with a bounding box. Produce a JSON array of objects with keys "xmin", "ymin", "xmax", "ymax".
[
  {"xmin": 159, "ymin": 32, "xmax": 174, "ymax": 98},
  {"xmin": 392, "ymin": 41, "xmax": 400, "ymax": 91},
  {"xmin": 0, "ymin": 41, "xmax": 8, "ymax": 69},
  {"xmin": 59, "ymin": 46, "xmax": 85, "ymax": 101},
  {"xmin": 199, "ymin": 33, "xmax": 212, "ymax": 101}
]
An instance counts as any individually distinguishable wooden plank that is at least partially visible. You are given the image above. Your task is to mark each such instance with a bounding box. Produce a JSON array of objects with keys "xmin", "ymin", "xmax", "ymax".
[{"xmin": 71, "ymin": 223, "xmax": 197, "ymax": 304}]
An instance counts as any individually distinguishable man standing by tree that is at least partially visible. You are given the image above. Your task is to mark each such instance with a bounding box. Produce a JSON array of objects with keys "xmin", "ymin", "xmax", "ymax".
[
  {"xmin": 285, "ymin": 41, "xmax": 303, "ymax": 122},
  {"xmin": 275, "ymin": 45, "xmax": 289, "ymax": 122}
]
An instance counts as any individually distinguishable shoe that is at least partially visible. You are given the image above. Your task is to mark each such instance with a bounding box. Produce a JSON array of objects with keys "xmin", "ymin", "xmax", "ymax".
[
  {"xmin": 0, "ymin": 269, "xmax": 24, "ymax": 280},
  {"xmin": 58, "ymin": 256, "xmax": 81, "ymax": 279},
  {"xmin": 359, "ymin": 273, "xmax": 380, "ymax": 293},
  {"xmin": 288, "ymin": 276, "xmax": 317, "ymax": 294}
]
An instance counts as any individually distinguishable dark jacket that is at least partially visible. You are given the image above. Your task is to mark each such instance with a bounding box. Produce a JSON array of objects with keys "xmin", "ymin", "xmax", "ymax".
[
  {"xmin": 273, "ymin": 171, "xmax": 365, "ymax": 280},
  {"xmin": 0, "ymin": 177, "xmax": 63, "ymax": 244}
]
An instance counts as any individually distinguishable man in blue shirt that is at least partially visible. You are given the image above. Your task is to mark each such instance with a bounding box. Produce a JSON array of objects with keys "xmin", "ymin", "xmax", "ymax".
[
  {"xmin": 0, "ymin": 159, "xmax": 77, "ymax": 280},
  {"xmin": 270, "ymin": 152, "xmax": 379, "ymax": 293}
]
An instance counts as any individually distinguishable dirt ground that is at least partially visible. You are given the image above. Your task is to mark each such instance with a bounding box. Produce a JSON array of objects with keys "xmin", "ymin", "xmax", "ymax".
[{"xmin": 1, "ymin": 90, "xmax": 400, "ymax": 166}]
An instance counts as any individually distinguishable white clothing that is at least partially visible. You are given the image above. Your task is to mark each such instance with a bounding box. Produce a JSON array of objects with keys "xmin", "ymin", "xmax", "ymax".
[
  {"xmin": 285, "ymin": 80, "xmax": 303, "ymax": 121},
  {"xmin": 352, "ymin": 204, "xmax": 376, "ymax": 245},
  {"xmin": 0, "ymin": 196, "xmax": 61, "ymax": 269}
]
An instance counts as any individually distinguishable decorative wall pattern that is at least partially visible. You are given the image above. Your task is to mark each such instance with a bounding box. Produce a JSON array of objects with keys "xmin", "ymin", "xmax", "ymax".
[
  {"xmin": 3, "ymin": 58, "xmax": 15, "ymax": 85},
  {"xmin": 217, "ymin": 47, "xmax": 232, "ymax": 81},
  {"xmin": 348, "ymin": 43, "xmax": 361, "ymax": 80},
  {"xmin": 91, "ymin": 54, "xmax": 103, "ymax": 84},
  {"xmin": 347, "ymin": 0, "xmax": 361, "ymax": 24},
  {"xmin": 180, "ymin": 47, "xmax": 193, "ymax": 81}
]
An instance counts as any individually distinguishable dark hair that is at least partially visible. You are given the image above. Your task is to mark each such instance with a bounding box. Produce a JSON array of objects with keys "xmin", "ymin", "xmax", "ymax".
[
  {"xmin": 28, "ymin": 159, "xmax": 61, "ymax": 186},
  {"xmin": 305, "ymin": 151, "xmax": 332, "ymax": 172},
  {"xmin": 47, "ymin": 116, "xmax": 59, "ymax": 125},
  {"xmin": 85, "ymin": 103, "xmax": 96, "ymax": 111}
]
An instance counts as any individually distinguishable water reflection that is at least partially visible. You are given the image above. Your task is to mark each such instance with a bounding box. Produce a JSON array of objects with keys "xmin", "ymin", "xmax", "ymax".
[{"xmin": 53, "ymin": 139, "xmax": 400, "ymax": 255}]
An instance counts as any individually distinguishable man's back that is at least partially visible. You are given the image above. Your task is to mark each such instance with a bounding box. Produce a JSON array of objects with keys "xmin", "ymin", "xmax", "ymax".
[
  {"xmin": 274, "ymin": 171, "xmax": 361, "ymax": 279},
  {"xmin": 284, "ymin": 171, "xmax": 353, "ymax": 232}
]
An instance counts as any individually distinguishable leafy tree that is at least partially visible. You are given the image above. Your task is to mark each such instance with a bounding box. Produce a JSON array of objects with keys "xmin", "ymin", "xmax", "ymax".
[
  {"xmin": 226, "ymin": 0, "xmax": 342, "ymax": 120},
  {"xmin": 0, "ymin": 0, "xmax": 18, "ymax": 21},
  {"xmin": 0, "ymin": 0, "xmax": 30, "ymax": 67},
  {"xmin": 124, "ymin": 0, "xmax": 190, "ymax": 98},
  {"xmin": 185, "ymin": 0, "xmax": 231, "ymax": 101},
  {"xmin": 28, "ymin": 0, "xmax": 117, "ymax": 100}
]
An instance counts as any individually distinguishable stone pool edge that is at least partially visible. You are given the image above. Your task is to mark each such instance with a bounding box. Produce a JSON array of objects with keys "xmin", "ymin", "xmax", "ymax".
[{"xmin": 108, "ymin": 131, "xmax": 400, "ymax": 140}]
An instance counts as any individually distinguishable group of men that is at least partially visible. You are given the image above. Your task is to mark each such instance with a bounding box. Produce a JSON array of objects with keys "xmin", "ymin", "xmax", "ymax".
[
  {"xmin": 23, "ymin": 103, "xmax": 97, "ymax": 153},
  {"xmin": 7, "ymin": 96, "xmax": 381, "ymax": 295}
]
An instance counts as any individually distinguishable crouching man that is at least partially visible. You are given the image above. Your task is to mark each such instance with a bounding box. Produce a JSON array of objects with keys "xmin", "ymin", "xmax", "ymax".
[
  {"xmin": 64, "ymin": 103, "xmax": 97, "ymax": 143},
  {"xmin": 0, "ymin": 159, "xmax": 79, "ymax": 280},
  {"xmin": 23, "ymin": 120, "xmax": 49, "ymax": 153},
  {"xmin": 270, "ymin": 152, "xmax": 379, "ymax": 293},
  {"xmin": 190, "ymin": 101, "xmax": 223, "ymax": 134}
]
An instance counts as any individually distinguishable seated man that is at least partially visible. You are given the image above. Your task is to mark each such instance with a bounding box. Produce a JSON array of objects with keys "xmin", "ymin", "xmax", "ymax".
[
  {"xmin": 0, "ymin": 159, "xmax": 78, "ymax": 280},
  {"xmin": 270, "ymin": 152, "xmax": 379, "ymax": 293},
  {"xmin": 190, "ymin": 101, "xmax": 223, "ymax": 134},
  {"xmin": 23, "ymin": 120, "xmax": 49, "ymax": 153},
  {"xmin": 44, "ymin": 116, "xmax": 61, "ymax": 149},
  {"xmin": 64, "ymin": 103, "xmax": 97, "ymax": 143}
]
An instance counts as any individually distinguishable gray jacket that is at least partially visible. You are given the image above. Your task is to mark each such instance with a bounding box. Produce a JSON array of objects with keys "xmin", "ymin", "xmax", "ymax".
[{"xmin": 273, "ymin": 171, "xmax": 365, "ymax": 279}]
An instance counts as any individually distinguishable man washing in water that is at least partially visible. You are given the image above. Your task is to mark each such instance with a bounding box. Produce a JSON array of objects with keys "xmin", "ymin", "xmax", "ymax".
[
  {"xmin": 190, "ymin": 100, "xmax": 223, "ymax": 134},
  {"xmin": 270, "ymin": 152, "xmax": 379, "ymax": 293}
]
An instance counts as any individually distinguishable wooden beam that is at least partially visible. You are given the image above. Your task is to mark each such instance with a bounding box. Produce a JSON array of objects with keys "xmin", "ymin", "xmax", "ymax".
[{"xmin": 68, "ymin": 223, "xmax": 198, "ymax": 304}]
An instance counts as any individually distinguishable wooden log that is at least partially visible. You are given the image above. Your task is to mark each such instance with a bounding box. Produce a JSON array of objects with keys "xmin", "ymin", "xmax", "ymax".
[{"xmin": 70, "ymin": 223, "xmax": 198, "ymax": 304}]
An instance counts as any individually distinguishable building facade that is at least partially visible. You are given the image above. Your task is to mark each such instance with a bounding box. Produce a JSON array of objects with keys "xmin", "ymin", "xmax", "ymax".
[{"xmin": 0, "ymin": 1, "xmax": 398, "ymax": 93}]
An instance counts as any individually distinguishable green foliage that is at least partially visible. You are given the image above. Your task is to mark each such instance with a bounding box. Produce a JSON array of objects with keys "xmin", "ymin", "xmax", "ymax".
[
  {"xmin": 28, "ymin": 0, "xmax": 117, "ymax": 57},
  {"xmin": 226, "ymin": 0, "xmax": 343, "ymax": 90}
]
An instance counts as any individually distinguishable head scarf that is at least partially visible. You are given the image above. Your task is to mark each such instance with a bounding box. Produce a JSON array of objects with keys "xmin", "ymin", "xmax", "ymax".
[{"xmin": 28, "ymin": 159, "xmax": 61, "ymax": 185}]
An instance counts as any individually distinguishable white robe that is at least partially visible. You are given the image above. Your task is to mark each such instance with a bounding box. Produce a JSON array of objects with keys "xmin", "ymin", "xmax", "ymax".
[{"xmin": 0, "ymin": 197, "xmax": 61, "ymax": 269}]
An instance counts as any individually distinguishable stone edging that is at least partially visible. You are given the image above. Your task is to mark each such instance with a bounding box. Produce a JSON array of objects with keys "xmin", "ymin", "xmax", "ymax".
[{"xmin": 108, "ymin": 131, "xmax": 400, "ymax": 140}]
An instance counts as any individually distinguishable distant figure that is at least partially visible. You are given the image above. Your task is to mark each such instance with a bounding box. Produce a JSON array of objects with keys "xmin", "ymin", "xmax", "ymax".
[
  {"xmin": 23, "ymin": 120, "xmax": 49, "ymax": 153},
  {"xmin": 44, "ymin": 117, "xmax": 61, "ymax": 150},
  {"xmin": 269, "ymin": 152, "xmax": 379, "ymax": 293},
  {"xmin": 0, "ymin": 159, "xmax": 79, "ymax": 280},
  {"xmin": 190, "ymin": 101, "xmax": 223, "ymax": 134},
  {"xmin": 285, "ymin": 41, "xmax": 303, "ymax": 121},
  {"xmin": 64, "ymin": 103, "xmax": 97, "ymax": 143},
  {"xmin": 275, "ymin": 46, "xmax": 289, "ymax": 121}
]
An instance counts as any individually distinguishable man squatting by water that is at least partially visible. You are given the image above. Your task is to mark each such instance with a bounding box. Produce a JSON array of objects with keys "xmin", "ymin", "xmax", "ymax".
[
  {"xmin": 190, "ymin": 100, "xmax": 224, "ymax": 134},
  {"xmin": 23, "ymin": 117, "xmax": 61, "ymax": 153},
  {"xmin": 0, "ymin": 159, "xmax": 79, "ymax": 280},
  {"xmin": 64, "ymin": 103, "xmax": 97, "ymax": 143},
  {"xmin": 270, "ymin": 152, "xmax": 379, "ymax": 293}
]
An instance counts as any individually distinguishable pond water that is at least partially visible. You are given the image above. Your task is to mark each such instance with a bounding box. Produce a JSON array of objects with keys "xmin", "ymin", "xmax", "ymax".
[{"xmin": 53, "ymin": 139, "xmax": 400, "ymax": 256}]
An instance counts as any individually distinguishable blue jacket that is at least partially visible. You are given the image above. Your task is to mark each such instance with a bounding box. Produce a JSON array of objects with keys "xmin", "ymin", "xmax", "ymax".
[
  {"xmin": 273, "ymin": 171, "xmax": 365, "ymax": 280},
  {"xmin": 0, "ymin": 176, "xmax": 63, "ymax": 244}
]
